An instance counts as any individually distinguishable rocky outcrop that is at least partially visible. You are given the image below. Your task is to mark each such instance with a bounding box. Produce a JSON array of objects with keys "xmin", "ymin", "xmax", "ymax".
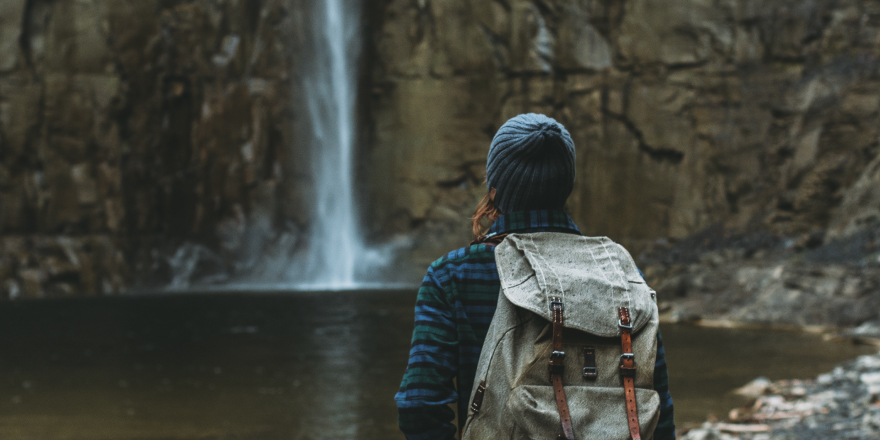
[
  {"xmin": 683, "ymin": 350, "xmax": 880, "ymax": 440},
  {"xmin": 0, "ymin": 0, "xmax": 301, "ymax": 298},
  {"xmin": 363, "ymin": 0, "xmax": 880, "ymax": 327},
  {"xmin": 638, "ymin": 218, "xmax": 880, "ymax": 328},
  {"xmin": 827, "ymin": 151, "xmax": 880, "ymax": 241},
  {"xmin": 364, "ymin": 0, "xmax": 880, "ymax": 260}
]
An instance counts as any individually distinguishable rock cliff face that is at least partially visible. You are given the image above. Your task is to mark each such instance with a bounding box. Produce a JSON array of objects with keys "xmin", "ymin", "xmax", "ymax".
[
  {"xmin": 362, "ymin": 0, "xmax": 880, "ymax": 326},
  {"xmin": 0, "ymin": 0, "xmax": 303, "ymax": 297},
  {"xmin": 364, "ymin": 0, "xmax": 880, "ymax": 256},
  {"xmin": 2, "ymin": 0, "xmax": 880, "ymax": 325}
]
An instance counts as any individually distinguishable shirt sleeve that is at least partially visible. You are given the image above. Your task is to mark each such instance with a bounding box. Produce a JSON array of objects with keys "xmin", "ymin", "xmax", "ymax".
[
  {"xmin": 638, "ymin": 268, "xmax": 677, "ymax": 439},
  {"xmin": 653, "ymin": 331, "xmax": 677, "ymax": 439},
  {"xmin": 395, "ymin": 266, "xmax": 459, "ymax": 440}
]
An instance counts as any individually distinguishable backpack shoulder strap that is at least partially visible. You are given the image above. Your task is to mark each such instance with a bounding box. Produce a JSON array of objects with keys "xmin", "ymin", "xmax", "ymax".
[
  {"xmin": 549, "ymin": 298, "xmax": 575, "ymax": 440},
  {"xmin": 470, "ymin": 233, "xmax": 509, "ymax": 247},
  {"xmin": 618, "ymin": 307, "xmax": 641, "ymax": 440}
]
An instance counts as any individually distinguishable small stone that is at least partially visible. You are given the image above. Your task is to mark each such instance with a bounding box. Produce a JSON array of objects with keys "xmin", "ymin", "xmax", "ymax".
[
  {"xmin": 735, "ymin": 377, "xmax": 772, "ymax": 399},
  {"xmin": 790, "ymin": 386, "xmax": 807, "ymax": 397},
  {"xmin": 862, "ymin": 373, "xmax": 880, "ymax": 385}
]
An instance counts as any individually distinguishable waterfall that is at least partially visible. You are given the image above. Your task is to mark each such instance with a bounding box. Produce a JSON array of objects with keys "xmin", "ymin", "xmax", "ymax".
[
  {"xmin": 300, "ymin": 0, "xmax": 364, "ymax": 289},
  {"xmin": 163, "ymin": 0, "xmax": 407, "ymax": 292}
]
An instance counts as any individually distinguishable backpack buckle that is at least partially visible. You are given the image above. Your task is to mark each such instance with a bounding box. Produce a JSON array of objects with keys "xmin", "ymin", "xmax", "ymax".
[
  {"xmin": 470, "ymin": 381, "xmax": 486, "ymax": 414},
  {"xmin": 619, "ymin": 353, "xmax": 636, "ymax": 377},
  {"xmin": 582, "ymin": 346, "xmax": 597, "ymax": 380},
  {"xmin": 618, "ymin": 319, "xmax": 632, "ymax": 330},
  {"xmin": 548, "ymin": 351, "xmax": 565, "ymax": 381},
  {"xmin": 582, "ymin": 367, "xmax": 598, "ymax": 379}
]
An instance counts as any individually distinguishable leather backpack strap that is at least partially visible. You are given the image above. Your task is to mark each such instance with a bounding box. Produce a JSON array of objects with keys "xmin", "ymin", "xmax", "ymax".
[
  {"xmin": 470, "ymin": 233, "xmax": 509, "ymax": 247},
  {"xmin": 618, "ymin": 307, "xmax": 641, "ymax": 440},
  {"xmin": 549, "ymin": 298, "xmax": 576, "ymax": 440}
]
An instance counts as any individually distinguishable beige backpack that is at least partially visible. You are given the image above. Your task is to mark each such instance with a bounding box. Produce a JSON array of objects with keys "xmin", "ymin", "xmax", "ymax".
[{"xmin": 461, "ymin": 232, "xmax": 660, "ymax": 440}]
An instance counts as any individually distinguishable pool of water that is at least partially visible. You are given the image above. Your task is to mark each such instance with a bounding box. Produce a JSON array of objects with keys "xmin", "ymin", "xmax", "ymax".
[{"xmin": 0, "ymin": 291, "xmax": 873, "ymax": 439}]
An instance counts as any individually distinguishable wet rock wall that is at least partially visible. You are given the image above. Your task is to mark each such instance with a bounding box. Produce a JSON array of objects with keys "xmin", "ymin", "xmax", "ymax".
[
  {"xmin": 361, "ymin": 0, "xmax": 880, "ymax": 327},
  {"xmin": 363, "ymin": 0, "xmax": 880, "ymax": 267},
  {"xmin": 0, "ymin": 0, "xmax": 301, "ymax": 298}
]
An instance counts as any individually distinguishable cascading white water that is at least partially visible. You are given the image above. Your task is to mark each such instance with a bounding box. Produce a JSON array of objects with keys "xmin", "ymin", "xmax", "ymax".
[
  {"xmin": 301, "ymin": 0, "xmax": 364, "ymax": 289},
  {"xmin": 162, "ymin": 0, "xmax": 407, "ymax": 292}
]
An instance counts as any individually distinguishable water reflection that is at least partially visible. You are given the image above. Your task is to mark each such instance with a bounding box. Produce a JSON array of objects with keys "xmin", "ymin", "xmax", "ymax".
[
  {"xmin": 300, "ymin": 302, "xmax": 363, "ymax": 439},
  {"xmin": 0, "ymin": 292, "xmax": 872, "ymax": 439}
]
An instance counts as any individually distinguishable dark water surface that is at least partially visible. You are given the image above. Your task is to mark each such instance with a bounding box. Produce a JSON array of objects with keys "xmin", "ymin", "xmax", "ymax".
[{"xmin": 0, "ymin": 291, "xmax": 873, "ymax": 439}]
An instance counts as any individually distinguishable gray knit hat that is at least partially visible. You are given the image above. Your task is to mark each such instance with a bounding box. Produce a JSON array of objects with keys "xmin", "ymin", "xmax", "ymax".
[{"xmin": 487, "ymin": 113, "xmax": 576, "ymax": 213}]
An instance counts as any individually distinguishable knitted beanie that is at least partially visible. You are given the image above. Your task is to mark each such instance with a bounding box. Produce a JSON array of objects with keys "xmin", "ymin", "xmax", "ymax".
[{"xmin": 486, "ymin": 113, "xmax": 576, "ymax": 213}]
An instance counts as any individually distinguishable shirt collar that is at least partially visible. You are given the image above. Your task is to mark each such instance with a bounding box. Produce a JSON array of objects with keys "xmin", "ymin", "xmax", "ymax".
[{"xmin": 487, "ymin": 210, "xmax": 581, "ymax": 237}]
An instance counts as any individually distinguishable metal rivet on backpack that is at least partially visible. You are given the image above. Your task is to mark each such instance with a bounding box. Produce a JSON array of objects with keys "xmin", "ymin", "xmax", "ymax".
[{"xmin": 650, "ymin": 292, "xmax": 655, "ymax": 299}]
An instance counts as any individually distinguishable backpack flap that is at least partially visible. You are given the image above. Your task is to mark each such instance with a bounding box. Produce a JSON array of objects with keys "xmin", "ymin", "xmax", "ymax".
[{"xmin": 495, "ymin": 232, "xmax": 655, "ymax": 337}]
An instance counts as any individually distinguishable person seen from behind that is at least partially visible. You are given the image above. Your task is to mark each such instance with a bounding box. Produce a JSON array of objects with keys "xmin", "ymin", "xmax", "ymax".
[{"xmin": 395, "ymin": 113, "xmax": 676, "ymax": 440}]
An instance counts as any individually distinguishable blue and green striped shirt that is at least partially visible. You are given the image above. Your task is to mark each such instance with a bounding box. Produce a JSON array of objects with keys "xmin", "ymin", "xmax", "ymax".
[{"xmin": 396, "ymin": 210, "xmax": 675, "ymax": 440}]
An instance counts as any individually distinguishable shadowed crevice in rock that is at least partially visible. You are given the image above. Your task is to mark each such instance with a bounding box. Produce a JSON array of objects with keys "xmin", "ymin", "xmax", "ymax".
[
  {"xmin": 17, "ymin": 0, "xmax": 35, "ymax": 74},
  {"xmin": 602, "ymin": 109, "xmax": 686, "ymax": 164}
]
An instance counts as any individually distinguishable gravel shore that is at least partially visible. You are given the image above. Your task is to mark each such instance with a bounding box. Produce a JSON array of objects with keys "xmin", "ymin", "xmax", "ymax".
[{"xmin": 683, "ymin": 350, "xmax": 880, "ymax": 440}]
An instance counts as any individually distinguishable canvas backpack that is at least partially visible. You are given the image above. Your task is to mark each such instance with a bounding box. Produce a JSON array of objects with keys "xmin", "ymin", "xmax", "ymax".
[{"xmin": 461, "ymin": 232, "xmax": 661, "ymax": 440}]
